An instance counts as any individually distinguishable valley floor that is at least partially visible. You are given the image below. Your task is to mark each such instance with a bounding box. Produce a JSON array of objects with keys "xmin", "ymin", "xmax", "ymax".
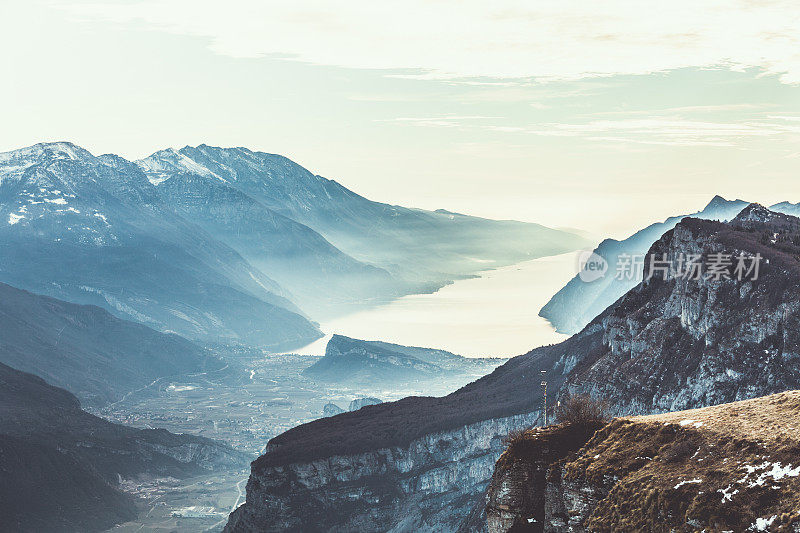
[{"xmin": 94, "ymin": 346, "xmax": 493, "ymax": 531}]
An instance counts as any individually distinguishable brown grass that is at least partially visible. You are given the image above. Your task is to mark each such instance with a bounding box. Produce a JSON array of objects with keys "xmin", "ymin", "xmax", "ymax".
[{"xmin": 562, "ymin": 391, "xmax": 800, "ymax": 531}]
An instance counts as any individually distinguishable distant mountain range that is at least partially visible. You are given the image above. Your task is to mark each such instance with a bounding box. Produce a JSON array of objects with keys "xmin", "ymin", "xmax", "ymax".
[
  {"xmin": 137, "ymin": 144, "xmax": 591, "ymax": 316},
  {"xmin": 226, "ymin": 204, "xmax": 800, "ymax": 532},
  {"xmin": 303, "ymin": 334, "xmax": 505, "ymax": 387},
  {"xmin": 539, "ymin": 195, "xmax": 800, "ymax": 335},
  {"xmin": 0, "ymin": 361, "xmax": 247, "ymax": 533},
  {"xmin": 0, "ymin": 142, "xmax": 320, "ymax": 350},
  {"xmin": 0, "ymin": 142, "xmax": 590, "ymax": 348}
]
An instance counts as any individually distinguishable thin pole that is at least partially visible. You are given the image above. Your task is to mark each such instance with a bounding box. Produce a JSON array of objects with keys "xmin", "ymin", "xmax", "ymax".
[{"xmin": 540, "ymin": 370, "xmax": 547, "ymax": 426}]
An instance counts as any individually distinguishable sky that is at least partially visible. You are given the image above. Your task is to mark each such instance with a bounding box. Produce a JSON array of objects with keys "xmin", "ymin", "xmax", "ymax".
[{"xmin": 1, "ymin": 1, "xmax": 799, "ymax": 237}]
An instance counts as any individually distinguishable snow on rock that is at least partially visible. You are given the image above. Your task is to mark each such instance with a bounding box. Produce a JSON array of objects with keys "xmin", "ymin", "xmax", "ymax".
[
  {"xmin": 136, "ymin": 147, "xmax": 225, "ymax": 184},
  {"xmin": 739, "ymin": 462, "xmax": 800, "ymax": 487},
  {"xmin": 673, "ymin": 478, "xmax": 702, "ymax": 489},
  {"xmin": 750, "ymin": 515, "xmax": 777, "ymax": 531}
]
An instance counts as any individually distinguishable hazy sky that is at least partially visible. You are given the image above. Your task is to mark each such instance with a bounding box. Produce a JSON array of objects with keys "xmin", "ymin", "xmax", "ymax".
[{"xmin": 2, "ymin": 1, "xmax": 799, "ymax": 237}]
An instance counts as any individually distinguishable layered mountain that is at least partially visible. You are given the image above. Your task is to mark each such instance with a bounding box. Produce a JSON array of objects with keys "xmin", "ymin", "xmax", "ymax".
[
  {"xmin": 0, "ymin": 142, "xmax": 321, "ymax": 350},
  {"xmin": 540, "ymin": 195, "xmax": 749, "ymax": 335},
  {"xmin": 487, "ymin": 391, "xmax": 800, "ymax": 532},
  {"xmin": 137, "ymin": 150, "xmax": 403, "ymax": 317},
  {"xmin": 225, "ymin": 204, "xmax": 800, "ymax": 532},
  {"xmin": 303, "ymin": 334, "xmax": 505, "ymax": 387},
  {"xmin": 137, "ymin": 145, "xmax": 590, "ymax": 293},
  {"xmin": 0, "ymin": 281, "xmax": 223, "ymax": 407},
  {"xmin": 0, "ymin": 361, "xmax": 247, "ymax": 533},
  {"xmin": 772, "ymin": 200, "xmax": 800, "ymax": 218},
  {"xmin": 0, "ymin": 141, "xmax": 587, "ymax": 343}
]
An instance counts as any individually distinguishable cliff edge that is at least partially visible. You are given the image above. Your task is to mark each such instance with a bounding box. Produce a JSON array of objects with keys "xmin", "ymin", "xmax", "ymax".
[{"xmin": 487, "ymin": 391, "xmax": 800, "ymax": 532}]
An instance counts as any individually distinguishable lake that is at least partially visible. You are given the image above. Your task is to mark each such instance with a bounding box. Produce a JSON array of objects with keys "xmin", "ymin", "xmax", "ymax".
[{"xmin": 294, "ymin": 251, "xmax": 581, "ymax": 358}]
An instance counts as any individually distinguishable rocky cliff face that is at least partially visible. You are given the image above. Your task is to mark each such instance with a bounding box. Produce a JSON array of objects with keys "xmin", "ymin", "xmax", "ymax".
[
  {"xmin": 227, "ymin": 204, "xmax": 800, "ymax": 532},
  {"xmin": 486, "ymin": 391, "xmax": 800, "ymax": 532},
  {"xmin": 539, "ymin": 195, "xmax": 750, "ymax": 335},
  {"xmin": 564, "ymin": 204, "xmax": 800, "ymax": 415},
  {"xmin": 225, "ymin": 412, "xmax": 539, "ymax": 532}
]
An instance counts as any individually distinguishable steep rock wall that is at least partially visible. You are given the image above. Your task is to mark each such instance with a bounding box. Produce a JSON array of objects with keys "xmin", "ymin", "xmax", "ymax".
[{"xmin": 225, "ymin": 412, "xmax": 539, "ymax": 532}]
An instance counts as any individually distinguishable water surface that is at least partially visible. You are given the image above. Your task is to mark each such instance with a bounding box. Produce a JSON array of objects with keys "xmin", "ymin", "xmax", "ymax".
[{"xmin": 295, "ymin": 252, "xmax": 580, "ymax": 358}]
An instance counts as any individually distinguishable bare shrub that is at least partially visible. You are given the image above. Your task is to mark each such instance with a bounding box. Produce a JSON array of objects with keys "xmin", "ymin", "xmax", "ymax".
[
  {"xmin": 555, "ymin": 394, "xmax": 610, "ymax": 429},
  {"xmin": 502, "ymin": 427, "xmax": 529, "ymax": 447}
]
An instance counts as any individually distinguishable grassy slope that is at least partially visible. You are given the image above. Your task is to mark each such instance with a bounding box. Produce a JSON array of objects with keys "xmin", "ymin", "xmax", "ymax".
[{"xmin": 562, "ymin": 391, "xmax": 800, "ymax": 531}]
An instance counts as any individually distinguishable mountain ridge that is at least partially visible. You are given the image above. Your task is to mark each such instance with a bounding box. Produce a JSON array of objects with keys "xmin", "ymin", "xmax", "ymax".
[
  {"xmin": 0, "ymin": 141, "xmax": 322, "ymax": 349},
  {"xmin": 136, "ymin": 143, "xmax": 591, "ymax": 290},
  {"xmin": 539, "ymin": 195, "xmax": 751, "ymax": 335},
  {"xmin": 0, "ymin": 280, "xmax": 220, "ymax": 407},
  {"xmin": 0, "ymin": 360, "xmax": 248, "ymax": 532}
]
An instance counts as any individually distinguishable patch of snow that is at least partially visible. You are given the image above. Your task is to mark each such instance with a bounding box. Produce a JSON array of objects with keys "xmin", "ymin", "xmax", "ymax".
[
  {"xmin": 749, "ymin": 515, "xmax": 777, "ymax": 531},
  {"xmin": 718, "ymin": 485, "xmax": 739, "ymax": 503},
  {"xmin": 94, "ymin": 212, "xmax": 109, "ymax": 224},
  {"xmin": 738, "ymin": 462, "xmax": 800, "ymax": 487},
  {"xmin": 171, "ymin": 505, "xmax": 222, "ymax": 518},
  {"xmin": 7, "ymin": 213, "xmax": 24, "ymax": 225},
  {"xmin": 166, "ymin": 384, "xmax": 197, "ymax": 392},
  {"xmin": 136, "ymin": 148, "xmax": 226, "ymax": 183},
  {"xmin": 44, "ymin": 197, "xmax": 67, "ymax": 205},
  {"xmin": 148, "ymin": 174, "xmax": 171, "ymax": 185},
  {"xmin": 674, "ymin": 478, "xmax": 702, "ymax": 489}
]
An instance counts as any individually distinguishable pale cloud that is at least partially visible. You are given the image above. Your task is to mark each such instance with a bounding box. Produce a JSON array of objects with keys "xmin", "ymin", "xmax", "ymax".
[
  {"xmin": 56, "ymin": 0, "xmax": 800, "ymax": 83},
  {"xmin": 382, "ymin": 115, "xmax": 500, "ymax": 128},
  {"xmin": 390, "ymin": 115, "xmax": 800, "ymax": 147},
  {"xmin": 531, "ymin": 118, "xmax": 800, "ymax": 146}
]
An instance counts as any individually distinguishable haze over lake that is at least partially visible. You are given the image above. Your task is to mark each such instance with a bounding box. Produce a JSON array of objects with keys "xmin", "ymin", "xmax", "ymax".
[{"xmin": 295, "ymin": 251, "xmax": 583, "ymax": 358}]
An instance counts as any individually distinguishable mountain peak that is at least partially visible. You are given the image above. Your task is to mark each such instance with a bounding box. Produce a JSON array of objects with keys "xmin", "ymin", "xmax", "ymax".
[
  {"xmin": 701, "ymin": 194, "xmax": 747, "ymax": 211},
  {"xmin": 733, "ymin": 202, "xmax": 778, "ymax": 224},
  {"xmin": 697, "ymin": 194, "xmax": 749, "ymax": 222},
  {"xmin": 0, "ymin": 141, "xmax": 94, "ymax": 164},
  {"xmin": 136, "ymin": 146, "xmax": 222, "ymax": 185}
]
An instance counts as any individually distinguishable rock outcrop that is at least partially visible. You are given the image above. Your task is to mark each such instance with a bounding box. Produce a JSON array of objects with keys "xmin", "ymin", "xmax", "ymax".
[
  {"xmin": 323, "ymin": 402, "xmax": 346, "ymax": 417},
  {"xmin": 564, "ymin": 204, "xmax": 800, "ymax": 414},
  {"xmin": 225, "ymin": 412, "xmax": 539, "ymax": 532},
  {"xmin": 539, "ymin": 195, "xmax": 750, "ymax": 335},
  {"xmin": 487, "ymin": 391, "xmax": 800, "ymax": 532}
]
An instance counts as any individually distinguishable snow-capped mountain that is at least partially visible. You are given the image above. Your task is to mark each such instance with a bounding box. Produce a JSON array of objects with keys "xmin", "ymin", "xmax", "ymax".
[
  {"xmin": 137, "ymin": 149, "xmax": 404, "ymax": 318},
  {"xmin": 0, "ymin": 142, "xmax": 321, "ymax": 349},
  {"xmin": 136, "ymin": 144, "xmax": 591, "ymax": 289},
  {"xmin": 0, "ymin": 141, "xmax": 589, "ymax": 347}
]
